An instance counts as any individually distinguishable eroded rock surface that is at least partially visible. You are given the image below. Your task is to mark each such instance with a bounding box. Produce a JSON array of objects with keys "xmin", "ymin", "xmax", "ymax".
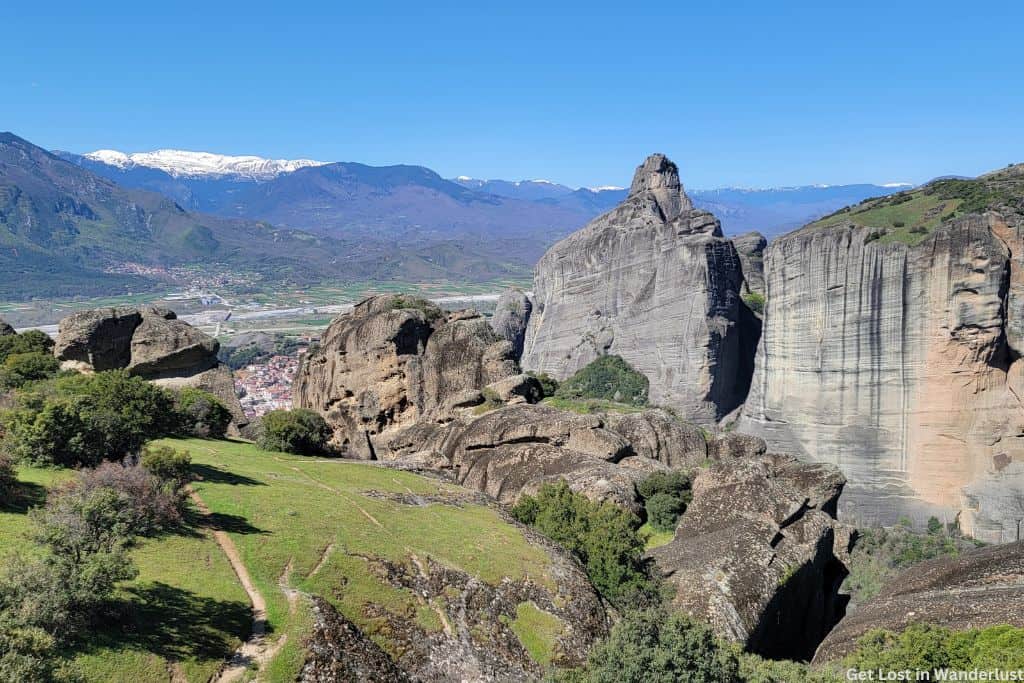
[
  {"xmin": 649, "ymin": 445, "xmax": 848, "ymax": 660},
  {"xmin": 293, "ymin": 296, "xmax": 524, "ymax": 458},
  {"xmin": 732, "ymin": 231, "xmax": 767, "ymax": 298},
  {"xmin": 522, "ymin": 154, "xmax": 760, "ymax": 424},
  {"xmin": 740, "ymin": 213, "xmax": 1024, "ymax": 540},
  {"xmin": 490, "ymin": 288, "xmax": 532, "ymax": 360},
  {"xmin": 813, "ymin": 542, "xmax": 1024, "ymax": 663},
  {"xmin": 53, "ymin": 306, "xmax": 246, "ymax": 427}
]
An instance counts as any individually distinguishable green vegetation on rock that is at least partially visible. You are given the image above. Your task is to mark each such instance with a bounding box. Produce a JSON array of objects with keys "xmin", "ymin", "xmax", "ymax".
[
  {"xmin": 808, "ymin": 164, "xmax": 1024, "ymax": 246},
  {"xmin": 511, "ymin": 480, "xmax": 657, "ymax": 608},
  {"xmin": 554, "ymin": 355, "xmax": 649, "ymax": 407},
  {"xmin": 636, "ymin": 471, "xmax": 692, "ymax": 533},
  {"xmin": 741, "ymin": 291, "xmax": 765, "ymax": 315}
]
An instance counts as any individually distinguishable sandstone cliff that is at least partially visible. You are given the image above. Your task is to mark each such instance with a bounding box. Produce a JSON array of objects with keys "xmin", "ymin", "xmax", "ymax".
[
  {"xmin": 732, "ymin": 231, "xmax": 767, "ymax": 298},
  {"xmin": 54, "ymin": 306, "xmax": 246, "ymax": 428},
  {"xmin": 293, "ymin": 295, "xmax": 525, "ymax": 457},
  {"xmin": 490, "ymin": 288, "xmax": 532, "ymax": 360},
  {"xmin": 521, "ymin": 154, "xmax": 760, "ymax": 424},
  {"xmin": 740, "ymin": 212, "xmax": 1024, "ymax": 541}
]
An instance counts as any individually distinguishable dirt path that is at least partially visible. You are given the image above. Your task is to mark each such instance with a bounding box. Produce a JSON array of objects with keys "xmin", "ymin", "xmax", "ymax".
[{"xmin": 188, "ymin": 487, "xmax": 280, "ymax": 683}]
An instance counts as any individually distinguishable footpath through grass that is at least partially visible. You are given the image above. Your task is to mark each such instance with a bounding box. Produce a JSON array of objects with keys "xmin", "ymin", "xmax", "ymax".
[{"xmin": 155, "ymin": 437, "xmax": 574, "ymax": 680}]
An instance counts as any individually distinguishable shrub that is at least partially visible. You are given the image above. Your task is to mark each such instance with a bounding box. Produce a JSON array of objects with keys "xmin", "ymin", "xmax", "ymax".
[
  {"xmin": 258, "ymin": 408, "xmax": 332, "ymax": 455},
  {"xmin": 741, "ymin": 291, "xmax": 765, "ymax": 315},
  {"xmin": 892, "ymin": 220, "xmax": 905, "ymax": 228},
  {"xmin": 864, "ymin": 229, "xmax": 887, "ymax": 243},
  {"xmin": 1, "ymin": 370, "xmax": 179, "ymax": 467},
  {"xmin": 174, "ymin": 387, "xmax": 232, "ymax": 438},
  {"xmin": 0, "ymin": 454, "xmax": 15, "ymax": 501},
  {"xmin": 526, "ymin": 371, "xmax": 559, "ymax": 398},
  {"xmin": 844, "ymin": 623, "xmax": 1024, "ymax": 676},
  {"xmin": 387, "ymin": 295, "xmax": 444, "ymax": 323},
  {"xmin": 511, "ymin": 480, "xmax": 657, "ymax": 607},
  {"xmin": 910, "ymin": 225, "xmax": 928, "ymax": 234},
  {"xmin": 555, "ymin": 355, "xmax": 649, "ymax": 407},
  {"xmin": 553, "ymin": 609, "xmax": 740, "ymax": 683},
  {"xmin": 0, "ymin": 331, "xmax": 54, "ymax": 364},
  {"xmin": 141, "ymin": 444, "xmax": 192, "ymax": 488},
  {"xmin": 637, "ymin": 471, "xmax": 692, "ymax": 533},
  {"xmin": 0, "ymin": 352, "xmax": 60, "ymax": 390}
]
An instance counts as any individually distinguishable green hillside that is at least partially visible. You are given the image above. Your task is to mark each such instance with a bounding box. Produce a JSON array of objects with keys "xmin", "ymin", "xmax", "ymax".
[
  {"xmin": 1, "ymin": 438, "xmax": 581, "ymax": 681},
  {"xmin": 807, "ymin": 163, "xmax": 1024, "ymax": 245}
]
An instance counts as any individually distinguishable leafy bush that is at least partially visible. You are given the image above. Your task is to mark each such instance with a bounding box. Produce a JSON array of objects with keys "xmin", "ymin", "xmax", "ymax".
[
  {"xmin": 174, "ymin": 387, "xmax": 232, "ymax": 438},
  {"xmin": 1, "ymin": 371, "xmax": 179, "ymax": 467},
  {"xmin": 741, "ymin": 291, "xmax": 766, "ymax": 315},
  {"xmin": 637, "ymin": 471, "xmax": 692, "ymax": 533},
  {"xmin": 526, "ymin": 371, "xmax": 559, "ymax": 398},
  {"xmin": 841, "ymin": 522, "xmax": 975, "ymax": 607},
  {"xmin": 257, "ymin": 408, "xmax": 332, "ymax": 455},
  {"xmin": 0, "ymin": 352, "xmax": 60, "ymax": 390},
  {"xmin": 844, "ymin": 623, "xmax": 1024, "ymax": 677},
  {"xmin": 511, "ymin": 480, "xmax": 657, "ymax": 607},
  {"xmin": 0, "ymin": 331, "xmax": 54, "ymax": 364},
  {"xmin": 552, "ymin": 608, "xmax": 741, "ymax": 683},
  {"xmin": 864, "ymin": 229, "xmax": 887, "ymax": 243},
  {"xmin": 0, "ymin": 454, "xmax": 15, "ymax": 501},
  {"xmin": 892, "ymin": 220, "xmax": 905, "ymax": 228},
  {"xmin": 910, "ymin": 225, "xmax": 928, "ymax": 234},
  {"xmin": 555, "ymin": 355, "xmax": 649, "ymax": 407},
  {"xmin": 141, "ymin": 444, "xmax": 192, "ymax": 488}
]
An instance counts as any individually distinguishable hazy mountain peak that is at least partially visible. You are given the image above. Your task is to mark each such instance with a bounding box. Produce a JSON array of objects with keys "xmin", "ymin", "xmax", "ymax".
[{"xmin": 82, "ymin": 148, "xmax": 329, "ymax": 180}]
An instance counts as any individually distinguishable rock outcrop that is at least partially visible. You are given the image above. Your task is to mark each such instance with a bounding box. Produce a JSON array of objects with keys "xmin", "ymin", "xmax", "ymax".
[
  {"xmin": 813, "ymin": 542, "xmax": 1024, "ymax": 663},
  {"xmin": 490, "ymin": 289, "xmax": 532, "ymax": 360},
  {"xmin": 375, "ymin": 404, "xmax": 696, "ymax": 513},
  {"xmin": 293, "ymin": 296, "xmax": 524, "ymax": 458},
  {"xmin": 300, "ymin": 597, "xmax": 411, "ymax": 683},
  {"xmin": 649, "ymin": 442, "xmax": 848, "ymax": 661},
  {"xmin": 740, "ymin": 213, "xmax": 1024, "ymax": 541},
  {"xmin": 522, "ymin": 154, "xmax": 760, "ymax": 424},
  {"xmin": 732, "ymin": 231, "xmax": 767, "ymax": 298},
  {"xmin": 0, "ymin": 317, "xmax": 15, "ymax": 336},
  {"xmin": 53, "ymin": 306, "xmax": 246, "ymax": 428}
]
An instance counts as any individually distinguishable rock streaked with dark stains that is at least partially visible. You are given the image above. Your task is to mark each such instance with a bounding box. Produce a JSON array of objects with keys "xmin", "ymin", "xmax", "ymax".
[
  {"xmin": 603, "ymin": 408, "xmax": 709, "ymax": 468},
  {"xmin": 649, "ymin": 451, "xmax": 847, "ymax": 661},
  {"xmin": 813, "ymin": 542, "xmax": 1024, "ymax": 663},
  {"xmin": 740, "ymin": 213, "xmax": 1024, "ymax": 541},
  {"xmin": 293, "ymin": 295, "xmax": 525, "ymax": 458},
  {"xmin": 490, "ymin": 288, "xmax": 533, "ymax": 360},
  {"xmin": 522, "ymin": 153, "xmax": 760, "ymax": 424},
  {"xmin": 53, "ymin": 306, "xmax": 246, "ymax": 428},
  {"xmin": 300, "ymin": 597, "xmax": 412, "ymax": 683}
]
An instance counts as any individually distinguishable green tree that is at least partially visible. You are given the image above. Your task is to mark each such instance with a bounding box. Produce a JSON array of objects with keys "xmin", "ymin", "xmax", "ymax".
[
  {"xmin": 141, "ymin": 444, "xmax": 192, "ymax": 488},
  {"xmin": 0, "ymin": 331, "xmax": 54, "ymax": 364},
  {"xmin": 257, "ymin": 409, "xmax": 332, "ymax": 455},
  {"xmin": 555, "ymin": 355, "xmax": 649, "ymax": 407},
  {"xmin": 0, "ymin": 353, "xmax": 60, "ymax": 390},
  {"xmin": 637, "ymin": 470, "xmax": 692, "ymax": 533},
  {"xmin": 512, "ymin": 480, "xmax": 655, "ymax": 607},
  {"xmin": 554, "ymin": 609, "xmax": 740, "ymax": 683},
  {"xmin": 174, "ymin": 388, "xmax": 232, "ymax": 438}
]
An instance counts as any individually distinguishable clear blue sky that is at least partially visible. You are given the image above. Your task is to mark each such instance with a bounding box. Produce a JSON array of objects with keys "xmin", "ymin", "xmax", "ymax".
[{"xmin": 4, "ymin": 1, "xmax": 1022, "ymax": 189}]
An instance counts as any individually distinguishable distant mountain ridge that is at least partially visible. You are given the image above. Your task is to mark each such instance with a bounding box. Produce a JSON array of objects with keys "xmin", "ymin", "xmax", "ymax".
[{"xmin": 64, "ymin": 147, "xmax": 913, "ymax": 240}]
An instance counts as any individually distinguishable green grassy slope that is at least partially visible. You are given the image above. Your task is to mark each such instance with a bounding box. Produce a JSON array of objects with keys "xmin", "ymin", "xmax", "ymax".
[
  {"xmin": 0, "ymin": 465, "xmax": 248, "ymax": 682},
  {"xmin": 806, "ymin": 163, "xmax": 1024, "ymax": 245},
  {"xmin": 3, "ymin": 439, "xmax": 581, "ymax": 680}
]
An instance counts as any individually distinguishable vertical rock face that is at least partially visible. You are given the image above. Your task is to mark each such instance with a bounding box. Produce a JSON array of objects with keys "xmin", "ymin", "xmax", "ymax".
[
  {"xmin": 740, "ymin": 214, "xmax": 1024, "ymax": 541},
  {"xmin": 489, "ymin": 289, "xmax": 532, "ymax": 360},
  {"xmin": 732, "ymin": 231, "xmax": 767, "ymax": 297},
  {"xmin": 522, "ymin": 154, "xmax": 759, "ymax": 423}
]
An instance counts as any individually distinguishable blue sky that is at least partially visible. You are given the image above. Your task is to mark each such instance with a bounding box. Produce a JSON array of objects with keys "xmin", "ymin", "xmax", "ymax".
[{"xmin": 4, "ymin": 1, "xmax": 1022, "ymax": 188}]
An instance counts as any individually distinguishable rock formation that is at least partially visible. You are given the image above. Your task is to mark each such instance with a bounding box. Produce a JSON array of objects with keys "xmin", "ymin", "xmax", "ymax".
[
  {"xmin": 732, "ymin": 231, "xmax": 767, "ymax": 298},
  {"xmin": 53, "ymin": 306, "xmax": 246, "ymax": 428},
  {"xmin": 813, "ymin": 542, "xmax": 1024, "ymax": 663},
  {"xmin": 0, "ymin": 317, "xmax": 14, "ymax": 336},
  {"xmin": 293, "ymin": 295, "xmax": 524, "ymax": 458},
  {"xmin": 521, "ymin": 154, "xmax": 760, "ymax": 424},
  {"xmin": 649, "ymin": 441, "xmax": 848, "ymax": 660},
  {"xmin": 490, "ymin": 288, "xmax": 532, "ymax": 360},
  {"xmin": 373, "ymin": 404, "xmax": 708, "ymax": 513},
  {"xmin": 740, "ymin": 213, "xmax": 1024, "ymax": 541}
]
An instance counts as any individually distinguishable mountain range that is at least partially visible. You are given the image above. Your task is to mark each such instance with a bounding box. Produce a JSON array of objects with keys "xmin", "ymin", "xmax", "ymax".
[{"xmin": 0, "ymin": 132, "xmax": 916, "ymax": 300}]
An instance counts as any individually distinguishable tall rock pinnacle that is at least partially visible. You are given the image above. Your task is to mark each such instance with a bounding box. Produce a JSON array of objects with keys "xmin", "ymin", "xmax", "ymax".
[{"xmin": 521, "ymin": 154, "xmax": 758, "ymax": 423}]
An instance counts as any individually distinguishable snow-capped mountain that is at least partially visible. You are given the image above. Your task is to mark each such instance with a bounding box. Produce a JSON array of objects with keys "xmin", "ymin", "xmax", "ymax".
[{"xmin": 82, "ymin": 149, "xmax": 328, "ymax": 180}]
